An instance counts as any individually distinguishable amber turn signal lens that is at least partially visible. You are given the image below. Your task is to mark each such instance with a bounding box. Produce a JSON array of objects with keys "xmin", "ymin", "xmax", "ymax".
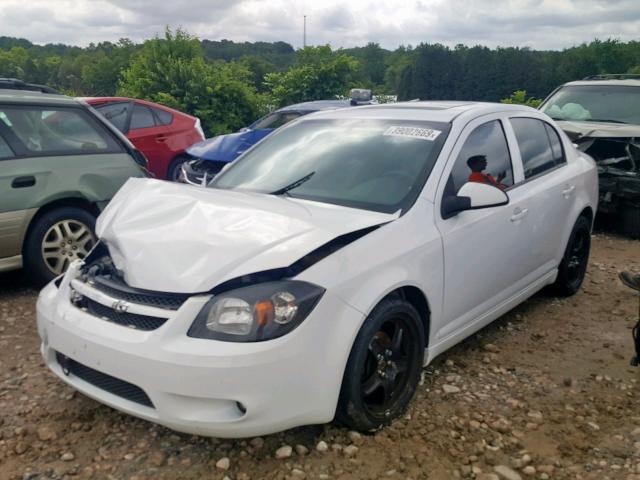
[{"xmin": 254, "ymin": 300, "xmax": 274, "ymax": 326}]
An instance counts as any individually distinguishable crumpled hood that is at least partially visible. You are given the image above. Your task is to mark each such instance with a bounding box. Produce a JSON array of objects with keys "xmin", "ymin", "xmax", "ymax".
[
  {"xmin": 186, "ymin": 129, "xmax": 273, "ymax": 162},
  {"xmin": 96, "ymin": 178, "xmax": 396, "ymax": 293},
  {"xmin": 556, "ymin": 120, "xmax": 640, "ymax": 139}
]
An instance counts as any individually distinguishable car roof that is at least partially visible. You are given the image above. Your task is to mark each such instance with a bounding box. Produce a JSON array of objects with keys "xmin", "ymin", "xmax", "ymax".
[
  {"xmin": 80, "ymin": 96, "xmax": 196, "ymax": 119},
  {"xmin": 561, "ymin": 79, "xmax": 640, "ymax": 87},
  {"xmin": 0, "ymin": 89, "xmax": 81, "ymax": 107},
  {"xmin": 277, "ymin": 99, "xmax": 358, "ymax": 113},
  {"xmin": 301, "ymin": 101, "xmax": 537, "ymax": 123}
]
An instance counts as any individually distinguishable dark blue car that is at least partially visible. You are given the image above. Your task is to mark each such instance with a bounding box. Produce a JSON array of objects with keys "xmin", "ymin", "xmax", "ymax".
[{"xmin": 181, "ymin": 91, "xmax": 374, "ymax": 185}]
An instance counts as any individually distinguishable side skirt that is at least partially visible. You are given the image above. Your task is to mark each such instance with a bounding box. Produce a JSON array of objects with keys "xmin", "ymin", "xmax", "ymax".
[{"xmin": 423, "ymin": 269, "xmax": 558, "ymax": 366}]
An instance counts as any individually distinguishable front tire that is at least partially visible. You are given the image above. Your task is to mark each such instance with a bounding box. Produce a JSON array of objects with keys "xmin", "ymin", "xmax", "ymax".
[
  {"xmin": 549, "ymin": 215, "xmax": 591, "ymax": 296},
  {"xmin": 336, "ymin": 297, "xmax": 425, "ymax": 432},
  {"xmin": 167, "ymin": 156, "xmax": 189, "ymax": 182},
  {"xmin": 23, "ymin": 207, "xmax": 97, "ymax": 286}
]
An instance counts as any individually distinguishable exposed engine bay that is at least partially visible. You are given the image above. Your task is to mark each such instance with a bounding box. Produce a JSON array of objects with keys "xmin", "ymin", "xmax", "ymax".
[
  {"xmin": 571, "ymin": 135, "xmax": 640, "ymax": 211},
  {"xmin": 558, "ymin": 121, "xmax": 640, "ymax": 238}
]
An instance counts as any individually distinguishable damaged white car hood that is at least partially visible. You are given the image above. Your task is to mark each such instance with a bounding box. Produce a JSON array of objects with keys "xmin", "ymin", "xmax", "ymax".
[{"xmin": 96, "ymin": 178, "xmax": 396, "ymax": 293}]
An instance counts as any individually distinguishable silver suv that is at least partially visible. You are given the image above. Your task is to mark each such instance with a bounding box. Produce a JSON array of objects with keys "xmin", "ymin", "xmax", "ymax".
[{"xmin": 539, "ymin": 74, "xmax": 640, "ymax": 238}]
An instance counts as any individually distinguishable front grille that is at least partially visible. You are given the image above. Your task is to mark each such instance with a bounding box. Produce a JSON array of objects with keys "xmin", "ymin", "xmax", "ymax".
[
  {"xmin": 90, "ymin": 277, "xmax": 189, "ymax": 310},
  {"xmin": 55, "ymin": 352, "xmax": 154, "ymax": 408},
  {"xmin": 80, "ymin": 297, "xmax": 168, "ymax": 331}
]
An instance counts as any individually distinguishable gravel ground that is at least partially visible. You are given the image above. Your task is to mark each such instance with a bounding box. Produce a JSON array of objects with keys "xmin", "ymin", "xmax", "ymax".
[{"xmin": 0, "ymin": 234, "xmax": 639, "ymax": 480}]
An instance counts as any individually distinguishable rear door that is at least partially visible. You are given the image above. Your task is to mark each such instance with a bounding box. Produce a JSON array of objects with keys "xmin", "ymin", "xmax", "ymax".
[
  {"xmin": 505, "ymin": 116, "xmax": 575, "ymax": 269},
  {"xmin": 126, "ymin": 103, "xmax": 172, "ymax": 177}
]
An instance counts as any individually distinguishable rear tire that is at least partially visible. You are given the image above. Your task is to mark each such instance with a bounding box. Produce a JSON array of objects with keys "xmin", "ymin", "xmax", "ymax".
[
  {"xmin": 548, "ymin": 215, "xmax": 591, "ymax": 296},
  {"xmin": 23, "ymin": 207, "xmax": 96, "ymax": 286},
  {"xmin": 621, "ymin": 205, "xmax": 640, "ymax": 240},
  {"xmin": 335, "ymin": 297, "xmax": 425, "ymax": 432}
]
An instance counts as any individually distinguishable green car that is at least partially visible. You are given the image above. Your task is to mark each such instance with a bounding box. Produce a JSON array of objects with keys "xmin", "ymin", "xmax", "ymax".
[{"xmin": 0, "ymin": 82, "xmax": 147, "ymax": 284}]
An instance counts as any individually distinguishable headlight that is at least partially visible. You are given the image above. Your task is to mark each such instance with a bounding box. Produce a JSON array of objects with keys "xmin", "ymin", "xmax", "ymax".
[{"xmin": 188, "ymin": 281, "xmax": 325, "ymax": 342}]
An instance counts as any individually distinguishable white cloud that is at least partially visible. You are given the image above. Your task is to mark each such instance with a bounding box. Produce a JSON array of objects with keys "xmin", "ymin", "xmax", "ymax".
[{"xmin": 0, "ymin": 0, "xmax": 638, "ymax": 50}]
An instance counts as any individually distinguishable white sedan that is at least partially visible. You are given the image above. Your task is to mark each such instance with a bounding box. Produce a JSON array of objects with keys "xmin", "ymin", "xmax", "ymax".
[{"xmin": 36, "ymin": 102, "xmax": 598, "ymax": 437}]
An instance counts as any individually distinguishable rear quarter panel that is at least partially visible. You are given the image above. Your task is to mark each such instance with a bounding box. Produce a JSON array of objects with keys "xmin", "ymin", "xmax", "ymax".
[{"xmin": 555, "ymin": 140, "xmax": 599, "ymax": 264}]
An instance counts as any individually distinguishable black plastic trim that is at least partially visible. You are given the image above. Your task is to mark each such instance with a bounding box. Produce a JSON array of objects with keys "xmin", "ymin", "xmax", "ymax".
[
  {"xmin": 209, "ymin": 224, "xmax": 384, "ymax": 295},
  {"xmin": 55, "ymin": 351, "xmax": 154, "ymax": 407}
]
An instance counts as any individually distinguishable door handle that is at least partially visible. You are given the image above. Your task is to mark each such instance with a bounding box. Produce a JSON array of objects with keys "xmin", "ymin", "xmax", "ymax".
[
  {"xmin": 155, "ymin": 134, "xmax": 169, "ymax": 142},
  {"xmin": 11, "ymin": 176, "xmax": 36, "ymax": 188},
  {"xmin": 510, "ymin": 207, "xmax": 529, "ymax": 222},
  {"xmin": 562, "ymin": 184, "xmax": 576, "ymax": 198}
]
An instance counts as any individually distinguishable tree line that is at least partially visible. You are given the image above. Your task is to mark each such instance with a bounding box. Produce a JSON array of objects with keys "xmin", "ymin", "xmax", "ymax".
[{"xmin": 1, "ymin": 29, "xmax": 638, "ymax": 136}]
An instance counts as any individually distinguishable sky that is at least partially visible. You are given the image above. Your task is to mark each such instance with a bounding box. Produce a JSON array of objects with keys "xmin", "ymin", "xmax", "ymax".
[{"xmin": 1, "ymin": 0, "xmax": 639, "ymax": 50}]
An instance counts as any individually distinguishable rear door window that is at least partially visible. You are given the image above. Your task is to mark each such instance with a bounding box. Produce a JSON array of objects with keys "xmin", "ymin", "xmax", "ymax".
[
  {"xmin": 510, "ymin": 118, "xmax": 558, "ymax": 179},
  {"xmin": 95, "ymin": 102, "xmax": 131, "ymax": 132},
  {"xmin": 130, "ymin": 104, "xmax": 155, "ymax": 130},
  {"xmin": 544, "ymin": 123, "xmax": 566, "ymax": 165},
  {"xmin": 0, "ymin": 133, "xmax": 14, "ymax": 159},
  {"xmin": 151, "ymin": 107, "xmax": 173, "ymax": 125},
  {"xmin": 0, "ymin": 106, "xmax": 122, "ymax": 156}
]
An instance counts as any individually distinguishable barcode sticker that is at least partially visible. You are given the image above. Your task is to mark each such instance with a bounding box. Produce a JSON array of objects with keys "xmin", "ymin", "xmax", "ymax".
[{"xmin": 384, "ymin": 126, "xmax": 442, "ymax": 141}]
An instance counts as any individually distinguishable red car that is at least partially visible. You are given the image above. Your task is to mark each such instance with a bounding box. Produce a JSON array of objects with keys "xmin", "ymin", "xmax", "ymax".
[{"xmin": 82, "ymin": 97, "xmax": 205, "ymax": 180}]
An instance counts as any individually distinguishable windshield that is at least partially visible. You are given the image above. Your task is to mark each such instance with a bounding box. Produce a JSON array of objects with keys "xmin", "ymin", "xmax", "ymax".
[
  {"xmin": 541, "ymin": 85, "xmax": 640, "ymax": 124},
  {"xmin": 212, "ymin": 118, "xmax": 450, "ymax": 213},
  {"xmin": 249, "ymin": 111, "xmax": 304, "ymax": 130}
]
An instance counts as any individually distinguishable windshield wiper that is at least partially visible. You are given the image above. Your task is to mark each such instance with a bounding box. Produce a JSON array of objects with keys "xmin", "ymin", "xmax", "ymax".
[
  {"xmin": 269, "ymin": 171, "xmax": 315, "ymax": 196},
  {"xmin": 584, "ymin": 118, "xmax": 628, "ymax": 124}
]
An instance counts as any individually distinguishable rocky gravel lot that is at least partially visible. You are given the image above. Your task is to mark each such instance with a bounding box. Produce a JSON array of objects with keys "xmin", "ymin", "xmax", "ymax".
[{"xmin": 0, "ymin": 234, "xmax": 639, "ymax": 480}]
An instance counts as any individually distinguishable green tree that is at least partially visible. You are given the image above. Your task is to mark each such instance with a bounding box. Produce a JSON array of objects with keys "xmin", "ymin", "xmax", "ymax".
[
  {"xmin": 118, "ymin": 28, "xmax": 262, "ymax": 135},
  {"xmin": 264, "ymin": 46, "xmax": 359, "ymax": 107},
  {"xmin": 500, "ymin": 90, "xmax": 543, "ymax": 108},
  {"xmin": 239, "ymin": 55, "xmax": 277, "ymax": 91}
]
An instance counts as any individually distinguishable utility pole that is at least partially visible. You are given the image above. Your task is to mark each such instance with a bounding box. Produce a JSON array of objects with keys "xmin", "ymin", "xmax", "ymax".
[{"xmin": 303, "ymin": 15, "xmax": 307, "ymax": 48}]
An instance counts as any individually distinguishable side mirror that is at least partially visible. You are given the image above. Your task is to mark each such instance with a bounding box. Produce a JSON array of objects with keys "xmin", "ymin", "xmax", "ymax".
[
  {"xmin": 238, "ymin": 127, "xmax": 251, "ymax": 133},
  {"xmin": 442, "ymin": 182, "xmax": 509, "ymax": 219}
]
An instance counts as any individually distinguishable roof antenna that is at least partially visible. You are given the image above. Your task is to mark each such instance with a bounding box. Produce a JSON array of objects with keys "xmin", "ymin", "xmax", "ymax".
[{"xmin": 303, "ymin": 15, "xmax": 307, "ymax": 48}]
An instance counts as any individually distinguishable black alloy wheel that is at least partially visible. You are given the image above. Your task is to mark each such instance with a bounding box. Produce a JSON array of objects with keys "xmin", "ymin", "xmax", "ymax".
[
  {"xmin": 336, "ymin": 297, "xmax": 425, "ymax": 431},
  {"xmin": 549, "ymin": 215, "xmax": 592, "ymax": 296}
]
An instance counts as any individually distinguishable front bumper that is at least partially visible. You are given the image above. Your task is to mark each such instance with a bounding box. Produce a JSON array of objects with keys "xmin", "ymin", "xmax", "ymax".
[
  {"xmin": 36, "ymin": 265, "xmax": 363, "ymax": 437},
  {"xmin": 180, "ymin": 159, "xmax": 226, "ymax": 186}
]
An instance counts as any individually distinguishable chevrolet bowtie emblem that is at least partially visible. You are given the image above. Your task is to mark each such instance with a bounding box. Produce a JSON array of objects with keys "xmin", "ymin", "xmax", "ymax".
[{"xmin": 111, "ymin": 299, "xmax": 130, "ymax": 313}]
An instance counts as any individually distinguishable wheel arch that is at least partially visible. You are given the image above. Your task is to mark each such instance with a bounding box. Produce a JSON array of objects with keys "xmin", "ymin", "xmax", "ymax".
[
  {"xmin": 167, "ymin": 153, "xmax": 191, "ymax": 180},
  {"xmin": 394, "ymin": 286, "xmax": 431, "ymax": 347},
  {"xmin": 360, "ymin": 284, "xmax": 432, "ymax": 349},
  {"xmin": 579, "ymin": 205, "xmax": 594, "ymax": 230},
  {"xmin": 22, "ymin": 197, "xmax": 98, "ymax": 254}
]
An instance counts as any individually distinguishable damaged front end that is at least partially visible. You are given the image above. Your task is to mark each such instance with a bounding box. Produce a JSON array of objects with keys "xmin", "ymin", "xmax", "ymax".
[
  {"xmin": 559, "ymin": 122, "xmax": 640, "ymax": 237},
  {"xmin": 570, "ymin": 135, "xmax": 640, "ymax": 212},
  {"xmin": 180, "ymin": 159, "xmax": 228, "ymax": 186}
]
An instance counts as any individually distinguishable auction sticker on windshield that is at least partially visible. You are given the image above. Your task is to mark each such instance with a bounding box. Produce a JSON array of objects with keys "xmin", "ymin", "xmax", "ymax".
[{"xmin": 384, "ymin": 126, "xmax": 442, "ymax": 141}]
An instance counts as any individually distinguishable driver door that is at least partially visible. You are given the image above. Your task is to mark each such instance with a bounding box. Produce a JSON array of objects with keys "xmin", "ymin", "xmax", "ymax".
[{"xmin": 433, "ymin": 116, "xmax": 532, "ymax": 342}]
